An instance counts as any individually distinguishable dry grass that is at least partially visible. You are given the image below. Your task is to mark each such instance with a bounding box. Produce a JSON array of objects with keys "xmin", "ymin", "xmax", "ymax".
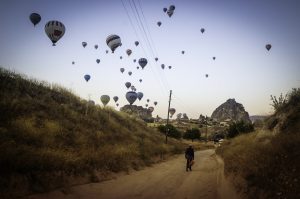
[{"xmin": 0, "ymin": 68, "xmax": 185, "ymax": 198}]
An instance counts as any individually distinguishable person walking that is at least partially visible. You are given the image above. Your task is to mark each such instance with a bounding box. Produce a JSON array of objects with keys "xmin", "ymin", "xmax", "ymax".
[{"xmin": 185, "ymin": 145, "xmax": 194, "ymax": 171}]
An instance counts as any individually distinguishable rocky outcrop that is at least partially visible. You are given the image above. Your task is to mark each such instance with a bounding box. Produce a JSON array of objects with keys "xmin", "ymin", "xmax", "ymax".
[
  {"xmin": 120, "ymin": 105, "xmax": 153, "ymax": 122},
  {"xmin": 211, "ymin": 98, "xmax": 251, "ymax": 123}
]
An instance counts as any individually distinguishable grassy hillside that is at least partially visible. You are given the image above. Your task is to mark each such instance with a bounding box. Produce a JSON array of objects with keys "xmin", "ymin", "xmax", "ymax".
[
  {"xmin": 0, "ymin": 68, "xmax": 185, "ymax": 198},
  {"xmin": 217, "ymin": 88, "xmax": 300, "ymax": 198}
]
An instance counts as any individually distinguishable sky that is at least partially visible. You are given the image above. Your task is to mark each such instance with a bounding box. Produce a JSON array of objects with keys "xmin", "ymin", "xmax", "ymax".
[{"xmin": 0, "ymin": 0, "xmax": 299, "ymax": 119}]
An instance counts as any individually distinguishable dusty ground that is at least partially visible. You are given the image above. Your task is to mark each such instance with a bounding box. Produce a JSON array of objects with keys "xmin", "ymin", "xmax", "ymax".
[{"xmin": 27, "ymin": 149, "xmax": 241, "ymax": 199}]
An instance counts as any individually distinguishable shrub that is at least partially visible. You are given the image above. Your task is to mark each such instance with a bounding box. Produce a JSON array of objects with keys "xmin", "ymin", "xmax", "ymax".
[
  {"xmin": 183, "ymin": 128, "xmax": 201, "ymax": 142},
  {"xmin": 227, "ymin": 120, "xmax": 254, "ymax": 138},
  {"xmin": 157, "ymin": 124, "xmax": 182, "ymax": 139}
]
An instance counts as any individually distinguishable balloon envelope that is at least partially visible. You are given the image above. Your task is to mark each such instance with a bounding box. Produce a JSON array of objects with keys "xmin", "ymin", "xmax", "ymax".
[
  {"xmin": 135, "ymin": 41, "xmax": 139, "ymax": 46},
  {"xmin": 157, "ymin": 22, "xmax": 162, "ymax": 27},
  {"xmin": 94, "ymin": 44, "xmax": 98, "ymax": 49},
  {"xmin": 126, "ymin": 49, "xmax": 132, "ymax": 56},
  {"xmin": 84, "ymin": 74, "xmax": 91, "ymax": 82},
  {"xmin": 266, "ymin": 44, "xmax": 272, "ymax": 51},
  {"xmin": 100, "ymin": 95, "xmax": 110, "ymax": 106},
  {"xmin": 139, "ymin": 58, "xmax": 148, "ymax": 69},
  {"xmin": 82, "ymin": 42, "xmax": 87, "ymax": 48},
  {"xmin": 113, "ymin": 96, "xmax": 119, "ymax": 102},
  {"xmin": 126, "ymin": 91, "xmax": 138, "ymax": 105},
  {"xmin": 106, "ymin": 34, "xmax": 122, "ymax": 53},
  {"xmin": 30, "ymin": 13, "xmax": 41, "ymax": 26},
  {"xmin": 120, "ymin": 68, "xmax": 125, "ymax": 73},
  {"xmin": 125, "ymin": 82, "xmax": 131, "ymax": 89},
  {"xmin": 96, "ymin": 59, "xmax": 100, "ymax": 64},
  {"xmin": 161, "ymin": 64, "xmax": 165, "ymax": 69},
  {"xmin": 137, "ymin": 92, "xmax": 143, "ymax": 100},
  {"xmin": 201, "ymin": 28, "xmax": 205, "ymax": 33},
  {"xmin": 45, "ymin": 20, "xmax": 65, "ymax": 46}
]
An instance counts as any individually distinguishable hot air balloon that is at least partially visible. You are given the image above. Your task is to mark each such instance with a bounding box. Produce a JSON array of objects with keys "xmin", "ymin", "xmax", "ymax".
[
  {"xmin": 205, "ymin": 74, "xmax": 209, "ymax": 78},
  {"xmin": 147, "ymin": 99, "xmax": 150, "ymax": 103},
  {"xmin": 155, "ymin": 57, "xmax": 158, "ymax": 62},
  {"xmin": 167, "ymin": 9, "xmax": 174, "ymax": 17},
  {"xmin": 136, "ymin": 66, "xmax": 139, "ymax": 69},
  {"xmin": 139, "ymin": 58, "xmax": 148, "ymax": 69},
  {"xmin": 145, "ymin": 104, "xmax": 148, "ymax": 107},
  {"xmin": 133, "ymin": 59, "xmax": 136, "ymax": 63},
  {"xmin": 266, "ymin": 44, "xmax": 272, "ymax": 51},
  {"xmin": 120, "ymin": 68, "xmax": 125, "ymax": 73},
  {"xmin": 135, "ymin": 41, "xmax": 139, "ymax": 46},
  {"xmin": 120, "ymin": 56, "xmax": 123, "ymax": 59},
  {"xmin": 200, "ymin": 28, "xmax": 205, "ymax": 33},
  {"xmin": 113, "ymin": 96, "xmax": 119, "ymax": 103},
  {"xmin": 163, "ymin": 8, "xmax": 167, "ymax": 12},
  {"xmin": 137, "ymin": 92, "xmax": 143, "ymax": 100},
  {"xmin": 139, "ymin": 79, "xmax": 142, "ymax": 83},
  {"xmin": 100, "ymin": 95, "xmax": 110, "ymax": 106},
  {"xmin": 126, "ymin": 91, "xmax": 138, "ymax": 105},
  {"xmin": 106, "ymin": 34, "xmax": 122, "ymax": 53},
  {"xmin": 168, "ymin": 66, "xmax": 172, "ymax": 69},
  {"xmin": 181, "ymin": 51, "xmax": 185, "ymax": 54},
  {"xmin": 45, "ymin": 20, "xmax": 65, "ymax": 46},
  {"xmin": 161, "ymin": 64, "xmax": 165, "ymax": 69},
  {"xmin": 148, "ymin": 106, "xmax": 154, "ymax": 113},
  {"xmin": 94, "ymin": 44, "xmax": 98, "ymax": 49},
  {"xmin": 72, "ymin": 61, "xmax": 75, "ymax": 65},
  {"xmin": 82, "ymin": 42, "xmax": 87, "ymax": 48},
  {"xmin": 84, "ymin": 74, "xmax": 91, "ymax": 82},
  {"xmin": 106, "ymin": 50, "xmax": 109, "ymax": 54},
  {"xmin": 96, "ymin": 59, "xmax": 100, "ymax": 64},
  {"xmin": 125, "ymin": 82, "xmax": 131, "ymax": 89},
  {"xmin": 157, "ymin": 21, "xmax": 162, "ymax": 27},
  {"xmin": 128, "ymin": 71, "xmax": 132, "ymax": 76},
  {"xmin": 130, "ymin": 85, "xmax": 135, "ymax": 91},
  {"xmin": 169, "ymin": 108, "xmax": 176, "ymax": 118},
  {"xmin": 169, "ymin": 5, "xmax": 175, "ymax": 11},
  {"xmin": 29, "ymin": 13, "xmax": 41, "ymax": 26},
  {"xmin": 116, "ymin": 103, "xmax": 119, "ymax": 107},
  {"xmin": 154, "ymin": 101, "xmax": 157, "ymax": 106},
  {"xmin": 213, "ymin": 57, "xmax": 216, "ymax": 60},
  {"xmin": 126, "ymin": 49, "xmax": 132, "ymax": 56}
]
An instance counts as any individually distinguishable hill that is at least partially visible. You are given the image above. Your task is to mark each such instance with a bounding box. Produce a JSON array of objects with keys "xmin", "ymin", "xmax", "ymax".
[
  {"xmin": 0, "ymin": 68, "xmax": 184, "ymax": 198},
  {"xmin": 217, "ymin": 88, "xmax": 300, "ymax": 198}
]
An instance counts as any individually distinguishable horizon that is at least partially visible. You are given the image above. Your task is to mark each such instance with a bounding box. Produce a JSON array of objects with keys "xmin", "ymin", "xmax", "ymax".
[{"xmin": 1, "ymin": 0, "xmax": 299, "ymax": 118}]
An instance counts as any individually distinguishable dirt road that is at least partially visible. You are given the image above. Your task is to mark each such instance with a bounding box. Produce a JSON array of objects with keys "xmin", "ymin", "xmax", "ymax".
[{"xmin": 28, "ymin": 149, "xmax": 241, "ymax": 199}]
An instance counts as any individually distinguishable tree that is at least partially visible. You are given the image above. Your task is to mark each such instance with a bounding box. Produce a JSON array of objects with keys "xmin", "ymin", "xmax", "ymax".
[
  {"xmin": 183, "ymin": 128, "xmax": 201, "ymax": 142},
  {"xmin": 157, "ymin": 124, "xmax": 182, "ymax": 139},
  {"xmin": 227, "ymin": 120, "xmax": 254, "ymax": 138}
]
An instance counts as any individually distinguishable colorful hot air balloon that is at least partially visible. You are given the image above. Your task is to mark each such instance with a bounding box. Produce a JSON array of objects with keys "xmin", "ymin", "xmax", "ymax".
[
  {"xmin": 155, "ymin": 57, "xmax": 158, "ymax": 62},
  {"xmin": 136, "ymin": 66, "xmax": 139, "ymax": 69},
  {"xmin": 106, "ymin": 34, "xmax": 122, "ymax": 53},
  {"xmin": 82, "ymin": 42, "xmax": 87, "ymax": 48},
  {"xmin": 213, "ymin": 57, "xmax": 216, "ymax": 60},
  {"xmin": 145, "ymin": 104, "xmax": 148, "ymax": 107},
  {"xmin": 72, "ymin": 61, "xmax": 75, "ymax": 65},
  {"xmin": 205, "ymin": 74, "xmax": 209, "ymax": 78},
  {"xmin": 139, "ymin": 58, "xmax": 148, "ymax": 69},
  {"xmin": 94, "ymin": 44, "xmax": 98, "ymax": 49},
  {"xmin": 113, "ymin": 96, "xmax": 119, "ymax": 103},
  {"xmin": 128, "ymin": 71, "xmax": 132, "ymax": 76},
  {"xmin": 45, "ymin": 20, "xmax": 65, "ymax": 46},
  {"xmin": 130, "ymin": 85, "xmax": 135, "ymax": 91},
  {"xmin": 163, "ymin": 8, "xmax": 167, "ymax": 12},
  {"xmin": 147, "ymin": 99, "xmax": 150, "ymax": 103},
  {"xmin": 126, "ymin": 49, "xmax": 132, "ymax": 56},
  {"xmin": 126, "ymin": 91, "xmax": 138, "ymax": 105},
  {"xmin": 200, "ymin": 28, "xmax": 205, "ymax": 33},
  {"xmin": 137, "ymin": 92, "xmax": 143, "ymax": 101},
  {"xmin": 100, "ymin": 95, "xmax": 110, "ymax": 106},
  {"xmin": 106, "ymin": 50, "xmax": 109, "ymax": 54},
  {"xmin": 120, "ymin": 68, "xmax": 125, "ymax": 73},
  {"xmin": 169, "ymin": 5, "xmax": 175, "ymax": 11},
  {"xmin": 168, "ymin": 66, "xmax": 172, "ymax": 69},
  {"xmin": 161, "ymin": 64, "xmax": 165, "ymax": 69},
  {"xmin": 135, "ymin": 41, "xmax": 139, "ymax": 46},
  {"xmin": 125, "ymin": 82, "xmax": 131, "ymax": 89},
  {"xmin": 181, "ymin": 51, "xmax": 185, "ymax": 54},
  {"xmin": 116, "ymin": 103, "xmax": 119, "ymax": 107},
  {"xmin": 154, "ymin": 101, "xmax": 157, "ymax": 106},
  {"xmin": 139, "ymin": 79, "xmax": 142, "ymax": 83},
  {"xmin": 96, "ymin": 59, "xmax": 100, "ymax": 64},
  {"xmin": 266, "ymin": 44, "xmax": 272, "ymax": 51},
  {"xmin": 169, "ymin": 108, "xmax": 176, "ymax": 118},
  {"xmin": 133, "ymin": 59, "xmax": 136, "ymax": 63},
  {"xmin": 84, "ymin": 74, "xmax": 91, "ymax": 82},
  {"xmin": 29, "ymin": 13, "xmax": 41, "ymax": 26},
  {"xmin": 167, "ymin": 9, "xmax": 174, "ymax": 17},
  {"xmin": 120, "ymin": 56, "xmax": 123, "ymax": 59},
  {"xmin": 157, "ymin": 21, "xmax": 162, "ymax": 27}
]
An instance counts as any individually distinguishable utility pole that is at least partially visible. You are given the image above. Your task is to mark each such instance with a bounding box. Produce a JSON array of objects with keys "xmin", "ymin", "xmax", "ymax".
[
  {"xmin": 166, "ymin": 90, "xmax": 172, "ymax": 144},
  {"xmin": 205, "ymin": 115, "xmax": 208, "ymax": 143}
]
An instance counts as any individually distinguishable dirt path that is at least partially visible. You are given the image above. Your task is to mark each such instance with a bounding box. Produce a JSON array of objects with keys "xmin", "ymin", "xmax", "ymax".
[{"xmin": 28, "ymin": 149, "xmax": 241, "ymax": 199}]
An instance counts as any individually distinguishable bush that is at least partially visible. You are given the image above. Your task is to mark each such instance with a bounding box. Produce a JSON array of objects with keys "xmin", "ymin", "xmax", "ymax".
[
  {"xmin": 157, "ymin": 124, "xmax": 182, "ymax": 139},
  {"xmin": 227, "ymin": 120, "xmax": 254, "ymax": 138},
  {"xmin": 183, "ymin": 128, "xmax": 201, "ymax": 142}
]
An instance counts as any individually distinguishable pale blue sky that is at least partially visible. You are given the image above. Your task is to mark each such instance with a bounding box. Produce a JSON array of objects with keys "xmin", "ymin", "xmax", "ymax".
[{"xmin": 0, "ymin": 0, "xmax": 299, "ymax": 118}]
